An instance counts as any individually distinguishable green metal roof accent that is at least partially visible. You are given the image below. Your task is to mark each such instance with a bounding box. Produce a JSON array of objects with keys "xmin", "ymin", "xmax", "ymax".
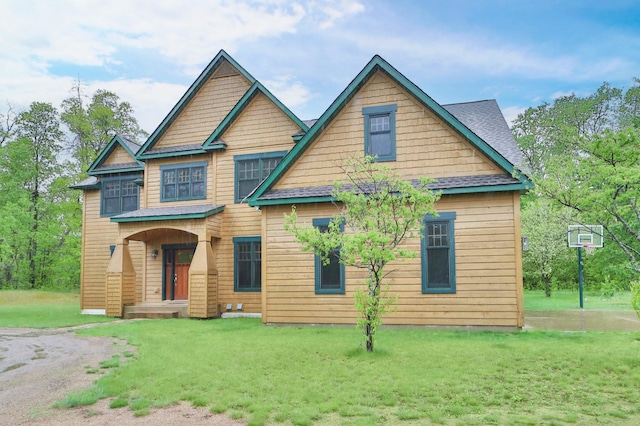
[
  {"xmin": 202, "ymin": 81, "xmax": 308, "ymax": 150},
  {"xmin": 110, "ymin": 204, "xmax": 224, "ymax": 223},
  {"xmin": 249, "ymin": 55, "xmax": 532, "ymax": 204},
  {"xmin": 137, "ymin": 147, "xmax": 209, "ymax": 160},
  {"xmin": 87, "ymin": 135, "xmax": 144, "ymax": 176},
  {"xmin": 136, "ymin": 50, "xmax": 256, "ymax": 158}
]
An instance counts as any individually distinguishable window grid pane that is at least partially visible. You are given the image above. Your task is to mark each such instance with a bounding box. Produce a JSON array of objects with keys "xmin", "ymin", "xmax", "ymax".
[
  {"xmin": 425, "ymin": 220, "xmax": 452, "ymax": 290},
  {"xmin": 235, "ymin": 240, "xmax": 261, "ymax": 290},
  {"xmin": 162, "ymin": 165, "xmax": 206, "ymax": 201},
  {"xmin": 102, "ymin": 178, "xmax": 139, "ymax": 215}
]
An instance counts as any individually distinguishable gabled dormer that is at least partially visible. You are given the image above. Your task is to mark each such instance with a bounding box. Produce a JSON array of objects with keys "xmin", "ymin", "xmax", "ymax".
[
  {"xmin": 87, "ymin": 134, "xmax": 143, "ymax": 176},
  {"xmin": 136, "ymin": 50, "xmax": 256, "ymax": 160},
  {"xmin": 249, "ymin": 55, "xmax": 532, "ymax": 206}
]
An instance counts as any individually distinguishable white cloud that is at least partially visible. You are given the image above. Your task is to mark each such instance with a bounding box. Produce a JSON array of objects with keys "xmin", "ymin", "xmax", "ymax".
[
  {"xmin": 501, "ymin": 106, "xmax": 527, "ymax": 127},
  {"xmin": 263, "ymin": 76, "xmax": 315, "ymax": 109}
]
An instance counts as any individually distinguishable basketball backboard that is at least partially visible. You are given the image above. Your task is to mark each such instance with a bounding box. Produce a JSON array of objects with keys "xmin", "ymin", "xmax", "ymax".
[{"xmin": 567, "ymin": 225, "xmax": 604, "ymax": 248}]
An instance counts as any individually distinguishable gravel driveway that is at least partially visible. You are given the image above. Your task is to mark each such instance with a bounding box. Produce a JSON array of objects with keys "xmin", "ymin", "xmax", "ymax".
[{"xmin": 0, "ymin": 325, "xmax": 244, "ymax": 425}]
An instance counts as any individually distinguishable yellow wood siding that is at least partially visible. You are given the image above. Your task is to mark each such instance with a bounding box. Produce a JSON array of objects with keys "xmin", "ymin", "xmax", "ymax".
[
  {"xmin": 213, "ymin": 92, "xmax": 299, "ymax": 313},
  {"xmin": 103, "ymin": 145, "xmax": 135, "ymax": 165},
  {"xmin": 80, "ymin": 190, "xmax": 144, "ymax": 309},
  {"xmin": 275, "ymin": 71, "xmax": 502, "ymax": 190},
  {"xmin": 153, "ymin": 73, "xmax": 251, "ymax": 149},
  {"xmin": 262, "ymin": 191, "xmax": 522, "ymax": 327}
]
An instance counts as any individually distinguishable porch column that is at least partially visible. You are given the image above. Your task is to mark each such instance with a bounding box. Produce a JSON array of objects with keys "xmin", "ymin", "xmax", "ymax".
[
  {"xmin": 105, "ymin": 240, "xmax": 136, "ymax": 317},
  {"xmin": 188, "ymin": 239, "xmax": 218, "ymax": 318}
]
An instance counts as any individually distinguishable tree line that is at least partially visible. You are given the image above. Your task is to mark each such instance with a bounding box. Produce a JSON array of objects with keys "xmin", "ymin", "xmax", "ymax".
[
  {"xmin": 513, "ymin": 78, "xmax": 640, "ymax": 297},
  {"xmin": 0, "ymin": 86, "xmax": 146, "ymax": 289}
]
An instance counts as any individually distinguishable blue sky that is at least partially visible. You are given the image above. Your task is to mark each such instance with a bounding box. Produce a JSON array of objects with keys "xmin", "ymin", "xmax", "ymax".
[{"xmin": 2, "ymin": 0, "xmax": 639, "ymax": 134}]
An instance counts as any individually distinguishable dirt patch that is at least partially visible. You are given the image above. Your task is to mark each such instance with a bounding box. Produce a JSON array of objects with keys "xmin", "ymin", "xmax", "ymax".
[{"xmin": 0, "ymin": 325, "xmax": 245, "ymax": 425}]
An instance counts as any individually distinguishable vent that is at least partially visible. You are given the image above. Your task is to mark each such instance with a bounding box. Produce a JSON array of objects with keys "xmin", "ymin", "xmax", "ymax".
[{"xmin": 212, "ymin": 59, "xmax": 239, "ymax": 79}]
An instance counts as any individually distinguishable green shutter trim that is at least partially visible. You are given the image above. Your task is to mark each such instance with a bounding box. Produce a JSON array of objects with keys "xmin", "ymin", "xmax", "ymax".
[{"xmin": 249, "ymin": 55, "xmax": 531, "ymax": 205}]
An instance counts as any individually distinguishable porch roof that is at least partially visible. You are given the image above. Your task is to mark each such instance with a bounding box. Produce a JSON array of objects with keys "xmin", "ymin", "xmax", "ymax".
[{"xmin": 110, "ymin": 204, "xmax": 224, "ymax": 222}]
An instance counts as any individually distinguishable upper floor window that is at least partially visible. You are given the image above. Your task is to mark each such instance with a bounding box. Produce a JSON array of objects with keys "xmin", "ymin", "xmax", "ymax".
[
  {"xmin": 421, "ymin": 212, "xmax": 456, "ymax": 294},
  {"xmin": 363, "ymin": 104, "xmax": 397, "ymax": 162},
  {"xmin": 160, "ymin": 161, "xmax": 206, "ymax": 202},
  {"xmin": 101, "ymin": 176, "xmax": 139, "ymax": 216},
  {"xmin": 313, "ymin": 218, "xmax": 345, "ymax": 294},
  {"xmin": 234, "ymin": 151, "xmax": 287, "ymax": 202}
]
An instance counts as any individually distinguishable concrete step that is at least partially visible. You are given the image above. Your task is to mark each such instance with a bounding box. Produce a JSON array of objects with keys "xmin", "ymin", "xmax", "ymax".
[{"xmin": 123, "ymin": 306, "xmax": 185, "ymax": 319}]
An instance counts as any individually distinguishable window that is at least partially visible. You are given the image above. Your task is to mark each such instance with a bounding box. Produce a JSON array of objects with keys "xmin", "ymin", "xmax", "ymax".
[
  {"xmin": 234, "ymin": 237, "xmax": 261, "ymax": 292},
  {"xmin": 234, "ymin": 151, "xmax": 286, "ymax": 202},
  {"xmin": 160, "ymin": 162, "xmax": 206, "ymax": 202},
  {"xmin": 422, "ymin": 212, "xmax": 456, "ymax": 293},
  {"xmin": 313, "ymin": 218, "xmax": 345, "ymax": 294},
  {"xmin": 363, "ymin": 104, "xmax": 397, "ymax": 162},
  {"xmin": 101, "ymin": 176, "xmax": 139, "ymax": 216}
]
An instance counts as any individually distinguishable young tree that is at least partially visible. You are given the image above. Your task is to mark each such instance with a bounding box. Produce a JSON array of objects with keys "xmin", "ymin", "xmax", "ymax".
[
  {"xmin": 61, "ymin": 85, "xmax": 147, "ymax": 172},
  {"xmin": 284, "ymin": 157, "xmax": 440, "ymax": 352}
]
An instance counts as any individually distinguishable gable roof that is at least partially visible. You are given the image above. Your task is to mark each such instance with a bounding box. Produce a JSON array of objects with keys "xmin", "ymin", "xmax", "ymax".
[
  {"xmin": 87, "ymin": 134, "xmax": 143, "ymax": 176},
  {"xmin": 202, "ymin": 81, "xmax": 309, "ymax": 150},
  {"xmin": 249, "ymin": 55, "xmax": 531, "ymax": 206},
  {"xmin": 136, "ymin": 50, "xmax": 256, "ymax": 158},
  {"xmin": 443, "ymin": 100, "xmax": 524, "ymax": 169}
]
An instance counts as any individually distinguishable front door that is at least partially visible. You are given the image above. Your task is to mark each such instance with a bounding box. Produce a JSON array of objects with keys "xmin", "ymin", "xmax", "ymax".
[{"xmin": 164, "ymin": 247, "xmax": 195, "ymax": 300}]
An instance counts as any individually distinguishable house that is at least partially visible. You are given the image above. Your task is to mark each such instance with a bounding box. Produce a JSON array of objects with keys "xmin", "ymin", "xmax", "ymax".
[{"xmin": 72, "ymin": 50, "xmax": 531, "ymax": 328}]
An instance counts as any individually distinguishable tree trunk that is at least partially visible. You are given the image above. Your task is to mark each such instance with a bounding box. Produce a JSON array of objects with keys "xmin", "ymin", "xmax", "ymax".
[
  {"xmin": 543, "ymin": 275, "xmax": 551, "ymax": 297},
  {"xmin": 366, "ymin": 323, "xmax": 373, "ymax": 352}
]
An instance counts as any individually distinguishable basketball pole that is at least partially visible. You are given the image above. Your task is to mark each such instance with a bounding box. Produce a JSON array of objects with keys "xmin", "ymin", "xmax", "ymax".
[{"xmin": 578, "ymin": 246, "xmax": 584, "ymax": 309}]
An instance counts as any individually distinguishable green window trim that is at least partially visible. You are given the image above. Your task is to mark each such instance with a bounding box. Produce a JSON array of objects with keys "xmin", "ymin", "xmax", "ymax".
[
  {"xmin": 100, "ymin": 175, "xmax": 140, "ymax": 217},
  {"xmin": 233, "ymin": 236, "xmax": 262, "ymax": 292},
  {"xmin": 160, "ymin": 161, "xmax": 207, "ymax": 202},
  {"xmin": 363, "ymin": 104, "xmax": 397, "ymax": 162},
  {"xmin": 421, "ymin": 212, "xmax": 456, "ymax": 294},
  {"xmin": 313, "ymin": 218, "xmax": 345, "ymax": 294},
  {"xmin": 234, "ymin": 151, "xmax": 287, "ymax": 203}
]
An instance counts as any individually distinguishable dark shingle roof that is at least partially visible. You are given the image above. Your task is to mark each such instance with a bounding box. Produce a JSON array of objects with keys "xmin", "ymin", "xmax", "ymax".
[
  {"xmin": 442, "ymin": 100, "xmax": 524, "ymax": 169},
  {"xmin": 70, "ymin": 176, "xmax": 99, "ymax": 189},
  {"xmin": 143, "ymin": 143, "xmax": 205, "ymax": 155},
  {"xmin": 258, "ymin": 174, "xmax": 521, "ymax": 201},
  {"xmin": 120, "ymin": 136, "xmax": 142, "ymax": 155},
  {"xmin": 111, "ymin": 204, "xmax": 224, "ymax": 222},
  {"xmin": 92, "ymin": 162, "xmax": 142, "ymax": 172}
]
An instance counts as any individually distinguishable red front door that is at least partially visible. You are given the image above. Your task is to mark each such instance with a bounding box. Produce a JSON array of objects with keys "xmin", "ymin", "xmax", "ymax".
[{"xmin": 164, "ymin": 248, "xmax": 194, "ymax": 300}]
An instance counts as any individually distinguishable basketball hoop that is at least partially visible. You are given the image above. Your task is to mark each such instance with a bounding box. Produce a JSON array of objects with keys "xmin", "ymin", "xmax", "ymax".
[{"xmin": 581, "ymin": 243, "xmax": 596, "ymax": 256}]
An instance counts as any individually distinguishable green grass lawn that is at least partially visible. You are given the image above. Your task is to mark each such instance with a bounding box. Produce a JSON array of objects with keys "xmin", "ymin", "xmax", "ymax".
[
  {"xmin": 4, "ymin": 290, "xmax": 640, "ymax": 425},
  {"xmin": 525, "ymin": 289, "xmax": 635, "ymax": 311},
  {"xmin": 62, "ymin": 318, "xmax": 640, "ymax": 426},
  {"xmin": 0, "ymin": 290, "xmax": 116, "ymax": 328}
]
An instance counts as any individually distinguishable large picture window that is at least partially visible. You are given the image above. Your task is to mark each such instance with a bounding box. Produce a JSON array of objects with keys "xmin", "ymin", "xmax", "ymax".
[
  {"xmin": 313, "ymin": 218, "xmax": 345, "ymax": 294},
  {"xmin": 101, "ymin": 176, "xmax": 139, "ymax": 216},
  {"xmin": 160, "ymin": 162, "xmax": 206, "ymax": 202},
  {"xmin": 363, "ymin": 104, "xmax": 397, "ymax": 162},
  {"xmin": 234, "ymin": 237, "xmax": 261, "ymax": 292},
  {"xmin": 421, "ymin": 212, "xmax": 456, "ymax": 293},
  {"xmin": 234, "ymin": 151, "xmax": 286, "ymax": 202}
]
